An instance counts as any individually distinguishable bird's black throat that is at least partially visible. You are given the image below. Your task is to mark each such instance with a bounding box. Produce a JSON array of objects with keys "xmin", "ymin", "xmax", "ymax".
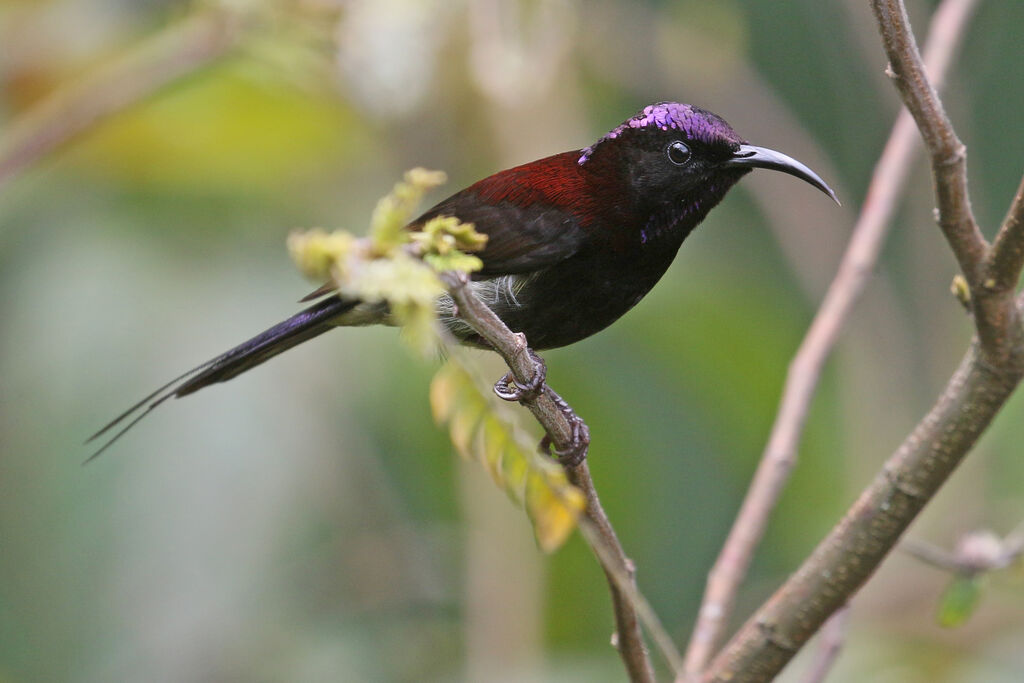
[{"xmin": 463, "ymin": 169, "xmax": 749, "ymax": 350}]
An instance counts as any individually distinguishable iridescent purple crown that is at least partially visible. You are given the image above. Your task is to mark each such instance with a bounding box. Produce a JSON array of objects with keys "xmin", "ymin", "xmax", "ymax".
[{"xmin": 578, "ymin": 102, "xmax": 740, "ymax": 165}]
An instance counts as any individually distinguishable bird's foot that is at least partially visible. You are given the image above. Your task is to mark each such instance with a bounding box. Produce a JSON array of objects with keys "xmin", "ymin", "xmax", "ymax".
[
  {"xmin": 493, "ymin": 348, "xmax": 547, "ymax": 402},
  {"xmin": 540, "ymin": 388, "xmax": 590, "ymax": 467}
]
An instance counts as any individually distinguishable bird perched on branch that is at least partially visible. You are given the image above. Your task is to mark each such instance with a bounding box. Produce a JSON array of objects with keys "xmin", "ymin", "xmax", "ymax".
[{"xmin": 90, "ymin": 102, "xmax": 837, "ymax": 459}]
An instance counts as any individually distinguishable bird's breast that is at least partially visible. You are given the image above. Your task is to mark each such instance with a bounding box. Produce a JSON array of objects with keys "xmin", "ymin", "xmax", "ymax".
[{"xmin": 442, "ymin": 242, "xmax": 681, "ymax": 350}]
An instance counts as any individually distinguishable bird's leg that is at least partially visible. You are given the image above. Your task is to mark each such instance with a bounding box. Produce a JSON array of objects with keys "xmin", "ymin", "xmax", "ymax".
[
  {"xmin": 493, "ymin": 347, "xmax": 547, "ymax": 402},
  {"xmin": 488, "ymin": 337, "xmax": 588, "ymax": 465},
  {"xmin": 539, "ymin": 386, "xmax": 590, "ymax": 467}
]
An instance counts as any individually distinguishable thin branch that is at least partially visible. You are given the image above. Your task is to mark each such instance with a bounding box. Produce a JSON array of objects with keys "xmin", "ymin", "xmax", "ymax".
[
  {"xmin": 988, "ymin": 176, "xmax": 1024, "ymax": 292},
  {"xmin": 577, "ymin": 497, "xmax": 687, "ymax": 676},
  {"xmin": 975, "ymin": 175, "xmax": 1024, "ymax": 364},
  {"xmin": 681, "ymin": 0, "xmax": 980, "ymax": 675},
  {"xmin": 870, "ymin": 0, "xmax": 987, "ymax": 283},
  {"xmin": 800, "ymin": 605, "xmax": 851, "ymax": 683},
  {"xmin": 694, "ymin": 2, "xmax": 1024, "ymax": 678},
  {"xmin": 904, "ymin": 523, "xmax": 1024, "ymax": 575},
  {"xmin": 873, "ymin": 0, "xmax": 1024, "ymax": 364},
  {"xmin": 902, "ymin": 538, "xmax": 968, "ymax": 572},
  {"xmin": 704, "ymin": 318, "xmax": 1024, "ymax": 682},
  {"xmin": 0, "ymin": 9, "xmax": 241, "ymax": 192},
  {"xmin": 441, "ymin": 272, "xmax": 665, "ymax": 683}
]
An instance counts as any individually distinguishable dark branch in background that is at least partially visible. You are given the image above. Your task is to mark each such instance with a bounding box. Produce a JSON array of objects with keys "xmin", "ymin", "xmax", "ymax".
[
  {"xmin": 681, "ymin": 0, "xmax": 980, "ymax": 677},
  {"xmin": 700, "ymin": 0, "xmax": 1024, "ymax": 680},
  {"xmin": 441, "ymin": 272, "xmax": 669, "ymax": 683},
  {"xmin": 0, "ymin": 8, "xmax": 241, "ymax": 191}
]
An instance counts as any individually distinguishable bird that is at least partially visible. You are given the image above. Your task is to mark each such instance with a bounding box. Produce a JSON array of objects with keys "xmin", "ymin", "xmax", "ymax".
[{"xmin": 88, "ymin": 101, "xmax": 837, "ymax": 460}]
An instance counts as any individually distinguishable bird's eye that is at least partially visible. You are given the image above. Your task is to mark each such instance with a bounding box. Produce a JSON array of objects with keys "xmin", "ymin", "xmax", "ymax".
[{"xmin": 666, "ymin": 141, "xmax": 691, "ymax": 166}]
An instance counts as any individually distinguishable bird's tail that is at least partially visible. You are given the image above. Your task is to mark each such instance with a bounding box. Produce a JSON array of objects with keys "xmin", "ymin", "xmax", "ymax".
[{"xmin": 85, "ymin": 296, "xmax": 357, "ymax": 462}]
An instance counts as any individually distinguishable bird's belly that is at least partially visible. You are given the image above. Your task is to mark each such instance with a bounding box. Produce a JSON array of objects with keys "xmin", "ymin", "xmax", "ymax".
[{"xmin": 446, "ymin": 251, "xmax": 676, "ymax": 350}]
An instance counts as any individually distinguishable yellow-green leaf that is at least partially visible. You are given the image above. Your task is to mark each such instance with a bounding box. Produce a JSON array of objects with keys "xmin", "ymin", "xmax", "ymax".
[
  {"xmin": 424, "ymin": 251, "xmax": 484, "ymax": 274},
  {"xmin": 497, "ymin": 438, "xmax": 529, "ymax": 504},
  {"xmin": 287, "ymin": 228, "xmax": 357, "ymax": 281},
  {"xmin": 429, "ymin": 364, "xmax": 459, "ymax": 424},
  {"xmin": 478, "ymin": 414, "xmax": 510, "ymax": 487},
  {"xmin": 449, "ymin": 392, "xmax": 486, "ymax": 459},
  {"xmin": 370, "ymin": 168, "xmax": 447, "ymax": 252},
  {"xmin": 525, "ymin": 470, "xmax": 587, "ymax": 552},
  {"xmin": 340, "ymin": 251, "xmax": 444, "ymax": 305},
  {"xmin": 429, "ymin": 359, "xmax": 582, "ymax": 550},
  {"xmin": 410, "ymin": 215, "xmax": 487, "ymax": 275}
]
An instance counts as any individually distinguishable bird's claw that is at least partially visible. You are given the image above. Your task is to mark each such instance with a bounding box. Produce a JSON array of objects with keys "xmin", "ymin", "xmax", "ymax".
[
  {"xmin": 539, "ymin": 391, "xmax": 590, "ymax": 467},
  {"xmin": 493, "ymin": 348, "xmax": 546, "ymax": 402},
  {"xmin": 492, "ymin": 349, "xmax": 589, "ymax": 466}
]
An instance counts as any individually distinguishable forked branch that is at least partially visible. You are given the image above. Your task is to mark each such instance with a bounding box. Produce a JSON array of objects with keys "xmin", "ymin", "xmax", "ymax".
[
  {"xmin": 682, "ymin": 0, "xmax": 981, "ymax": 676},
  {"xmin": 700, "ymin": 1, "xmax": 1024, "ymax": 680}
]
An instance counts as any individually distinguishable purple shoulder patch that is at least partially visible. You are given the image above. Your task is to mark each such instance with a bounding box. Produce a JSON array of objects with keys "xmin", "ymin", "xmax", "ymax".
[{"xmin": 578, "ymin": 102, "xmax": 740, "ymax": 165}]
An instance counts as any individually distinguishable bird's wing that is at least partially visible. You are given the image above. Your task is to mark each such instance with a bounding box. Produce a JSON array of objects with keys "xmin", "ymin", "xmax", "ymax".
[
  {"xmin": 415, "ymin": 151, "xmax": 593, "ymax": 276},
  {"xmin": 302, "ymin": 151, "xmax": 594, "ymax": 296}
]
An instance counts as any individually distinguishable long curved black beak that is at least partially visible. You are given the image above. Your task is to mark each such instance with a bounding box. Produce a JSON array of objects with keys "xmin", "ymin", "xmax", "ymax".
[{"xmin": 727, "ymin": 144, "xmax": 839, "ymax": 205}]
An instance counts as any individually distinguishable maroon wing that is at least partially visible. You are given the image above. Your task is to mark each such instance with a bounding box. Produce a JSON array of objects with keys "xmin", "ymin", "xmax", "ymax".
[{"xmin": 414, "ymin": 151, "xmax": 596, "ymax": 276}]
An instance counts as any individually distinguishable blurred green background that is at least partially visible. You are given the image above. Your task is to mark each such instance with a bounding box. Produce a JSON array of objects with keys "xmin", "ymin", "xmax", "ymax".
[{"xmin": 2, "ymin": 1, "xmax": 1023, "ymax": 681}]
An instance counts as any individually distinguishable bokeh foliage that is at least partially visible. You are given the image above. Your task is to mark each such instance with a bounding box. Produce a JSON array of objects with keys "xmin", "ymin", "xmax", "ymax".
[{"xmin": 2, "ymin": 1, "xmax": 1023, "ymax": 681}]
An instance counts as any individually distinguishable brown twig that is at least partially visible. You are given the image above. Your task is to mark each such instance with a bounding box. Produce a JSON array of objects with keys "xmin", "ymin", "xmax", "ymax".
[
  {"xmin": 0, "ymin": 9, "xmax": 241, "ymax": 192},
  {"xmin": 576, "ymin": 484, "xmax": 687, "ymax": 677},
  {"xmin": 974, "ymin": 175, "xmax": 1024, "ymax": 364},
  {"xmin": 800, "ymin": 605, "xmax": 851, "ymax": 683},
  {"xmin": 871, "ymin": 0, "xmax": 987, "ymax": 283},
  {"xmin": 698, "ymin": 0, "xmax": 1024, "ymax": 678},
  {"xmin": 704, "ymin": 322, "xmax": 1024, "ymax": 682},
  {"xmin": 903, "ymin": 523, "xmax": 1024, "ymax": 575},
  {"xmin": 681, "ymin": 0, "xmax": 980, "ymax": 675},
  {"xmin": 873, "ymin": 0, "xmax": 1024, "ymax": 368},
  {"xmin": 988, "ymin": 177, "xmax": 1024, "ymax": 293},
  {"xmin": 441, "ymin": 271, "xmax": 663, "ymax": 683}
]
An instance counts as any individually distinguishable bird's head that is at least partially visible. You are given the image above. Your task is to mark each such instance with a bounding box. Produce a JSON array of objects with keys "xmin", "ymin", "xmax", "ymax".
[{"xmin": 579, "ymin": 102, "xmax": 837, "ymax": 224}]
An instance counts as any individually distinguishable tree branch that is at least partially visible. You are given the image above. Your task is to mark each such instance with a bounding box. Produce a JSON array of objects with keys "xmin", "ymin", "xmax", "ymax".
[
  {"xmin": 704, "ymin": 318, "xmax": 1024, "ymax": 682},
  {"xmin": 904, "ymin": 522, "xmax": 1024, "ymax": 575},
  {"xmin": 681, "ymin": 0, "xmax": 979, "ymax": 675},
  {"xmin": 988, "ymin": 176, "xmax": 1024, "ymax": 293},
  {"xmin": 441, "ymin": 272, "xmax": 664, "ymax": 683},
  {"xmin": 695, "ymin": 1, "xmax": 1024, "ymax": 679},
  {"xmin": 870, "ymin": 0, "xmax": 987, "ymax": 283},
  {"xmin": 871, "ymin": 1, "xmax": 1024, "ymax": 367},
  {"xmin": 975, "ymin": 174, "xmax": 1024, "ymax": 365}
]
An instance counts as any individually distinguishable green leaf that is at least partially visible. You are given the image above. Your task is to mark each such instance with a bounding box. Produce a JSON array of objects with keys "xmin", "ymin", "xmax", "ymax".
[
  {"xmin": 289, "ymin": 169, "xmax": 488, "ymax": 359},
  {"xmin": 478, "ymin": 414, "xmax": 510, "ymax": 487},
  {"xmin": 410, "ymin": 214, "xmax": 488, "ymax": 275},
  {"xmin": 498, "ymin": 439, "xmax": 530, "ymax": 504},
  {"xmin": 289, "ymin": 172, "xmax": 584, "ymax": 551},
  {"xmin": 370, "ymin": 168, "xmax": 448, "ymax": 252},
  {"xmin": 423, "ymin": 251, "xmax": 484, "ymax": 274},
  {"xmin": 448, "ymin": 391, "xmax": 485, "ymax": 460},
  {"xmin": 287, "ymin": 228, "xmax": 357, "ymax": 281},
  {"xmin": 937, "ymin": 575, "xmax": 983, "ymax": 628},
  {"xmin": 429, "ymin": 360, "xmax": 584, "ymax": 552}
]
